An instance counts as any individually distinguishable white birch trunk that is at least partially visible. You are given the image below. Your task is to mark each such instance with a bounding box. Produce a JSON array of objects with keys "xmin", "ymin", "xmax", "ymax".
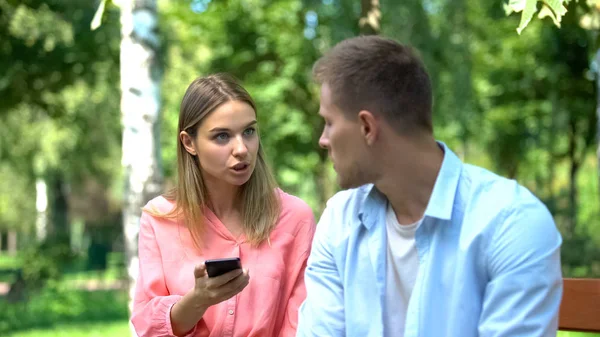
[
  {"xmin": 35, "ymin": 178, "xmax": 48, "ymax": 241},
  {"xmin": 119, "ymin": 0, "xmax": 163, "ymax": 322}
]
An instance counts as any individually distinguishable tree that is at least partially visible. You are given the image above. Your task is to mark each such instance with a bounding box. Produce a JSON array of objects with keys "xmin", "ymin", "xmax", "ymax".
[
  {"xmin": 359, "ymin": 0, "xmax": 381, "ymax": 35},
  {"xmin": 93, "ymin": 0, "xmax": 163, "ymax": 317},
  {"xmin": 507, "ymin": 0, "xmax": 600, "ymax": 206}
]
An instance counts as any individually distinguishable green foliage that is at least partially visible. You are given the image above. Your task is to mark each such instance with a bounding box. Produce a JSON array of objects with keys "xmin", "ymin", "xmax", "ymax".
[
  {"xmin": 160, "ymin": 0, "xmax": 334, "ymax": 213},
  {"xmin": 18, "ymin": 240, "xmax": 76, "ymax": 289},
  {"xmin": 0, "ymin": 0, "xmax": 122, "ymax": 233},
  {"xmin": 0, "ymin": 287, "xmax": 128, "ymax": 335},
  {"xmin": 505, "ymin": 0, "xmax": 570, "ymax": 33}
]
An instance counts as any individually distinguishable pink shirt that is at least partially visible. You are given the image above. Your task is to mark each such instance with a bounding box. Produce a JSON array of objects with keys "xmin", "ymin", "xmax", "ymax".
[{"xmin": 131, "ymin": 190, "xmax": 316, "ymax": 337}]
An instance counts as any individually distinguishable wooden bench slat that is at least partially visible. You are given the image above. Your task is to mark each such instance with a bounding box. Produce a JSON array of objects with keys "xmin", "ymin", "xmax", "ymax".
[{"xmin": 558, "ymin": 278, "xmax": 600, "ymax": 332}]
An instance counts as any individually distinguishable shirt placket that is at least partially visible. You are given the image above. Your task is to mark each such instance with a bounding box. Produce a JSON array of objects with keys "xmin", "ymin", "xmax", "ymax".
[{"xmin": 222, "ymin": 242, "xmax": 241, "ymax": 337}]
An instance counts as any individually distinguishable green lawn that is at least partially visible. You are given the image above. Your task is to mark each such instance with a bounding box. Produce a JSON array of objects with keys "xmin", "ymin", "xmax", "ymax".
[
  {"xmin": 6, "ymin": 321, "xmax": 131, "ymax": 337},
  {"xmin": 0, "ymin": 254, "xmax": 19, "ymax": 283}
]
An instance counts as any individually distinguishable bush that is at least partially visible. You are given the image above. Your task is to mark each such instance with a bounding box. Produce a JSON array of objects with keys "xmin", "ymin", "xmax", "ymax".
[{"xmin": 0, "ymin": 283, "xmax": 128, "ymax": 334}]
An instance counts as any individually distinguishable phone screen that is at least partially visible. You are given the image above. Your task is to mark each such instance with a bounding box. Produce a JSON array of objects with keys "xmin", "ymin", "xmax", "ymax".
[{"xmin": 205, "ymin": 257, "xmax": 242, "ymax": 278}]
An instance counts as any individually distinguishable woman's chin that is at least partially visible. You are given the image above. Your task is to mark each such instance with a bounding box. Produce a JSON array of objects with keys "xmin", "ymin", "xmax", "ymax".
[{"xmin": 226, "ymin": 173, "xmax": 253, "ymax": 186}]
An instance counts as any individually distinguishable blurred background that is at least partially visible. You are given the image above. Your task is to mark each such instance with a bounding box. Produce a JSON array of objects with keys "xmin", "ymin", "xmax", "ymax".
[{"xmin": 0, "ymin": 0, "xmax": 598, "ymax": 336}]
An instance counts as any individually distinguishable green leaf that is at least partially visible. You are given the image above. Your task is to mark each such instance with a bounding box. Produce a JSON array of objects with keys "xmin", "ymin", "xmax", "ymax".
[
  {"xmin": 506, "ymin": 0, "xmax": 569, "ymax": 34},
  {"xmin": 91, "ymin": 0, "xmax": 113, "ymax": 31},
  {"xmin": 511, "ymin": 0, "xmax": 539, "ymax": 34}
]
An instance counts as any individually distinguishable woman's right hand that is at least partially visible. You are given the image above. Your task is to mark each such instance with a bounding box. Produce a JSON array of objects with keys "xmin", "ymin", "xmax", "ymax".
[
  {"xmin": 170, "ymin": 263, "xmax": 250, "ymax": 336},
  {"xmin": 191, "ymin": 263, "xmax": 250, "ymax": 309}
]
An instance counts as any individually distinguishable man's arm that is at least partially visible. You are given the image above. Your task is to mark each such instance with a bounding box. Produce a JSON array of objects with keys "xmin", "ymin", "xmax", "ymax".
[
  {"xmin": 479, "ymin": 199, "xmax": 563, "ymax": 337},
  {"xmin": 297, "ymin": 205, "xmax": 346, "ymax": 337}
]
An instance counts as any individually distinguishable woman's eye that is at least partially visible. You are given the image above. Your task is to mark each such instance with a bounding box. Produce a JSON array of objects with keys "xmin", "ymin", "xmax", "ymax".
[
  {"xmin": 215, "ymin": 133, "xmax": 229, "ymax": 141},
  {"xmin": 243, "ymin": 128, "xmax": 256, "ymax": 136}
]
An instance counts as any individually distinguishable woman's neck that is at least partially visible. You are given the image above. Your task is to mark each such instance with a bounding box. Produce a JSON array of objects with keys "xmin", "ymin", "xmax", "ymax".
[{"xmin": 204, "ymin": 182, "xmax": 240, "ymax": 218}]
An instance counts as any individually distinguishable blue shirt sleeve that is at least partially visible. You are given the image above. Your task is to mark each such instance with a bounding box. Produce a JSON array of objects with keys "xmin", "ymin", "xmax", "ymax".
[
  {"xmin": 478, "ymin": 197, "xmax": 563, "ymax": 337},
  {"xmin": 297, "ymin": 204, "xmax": 346, "ymax": 337}
]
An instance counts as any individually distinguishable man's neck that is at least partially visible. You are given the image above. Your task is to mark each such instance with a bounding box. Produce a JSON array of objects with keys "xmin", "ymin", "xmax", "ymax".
[{"xmin": 375, "ymin": 138, "xmax": 443, "ymax": 225}]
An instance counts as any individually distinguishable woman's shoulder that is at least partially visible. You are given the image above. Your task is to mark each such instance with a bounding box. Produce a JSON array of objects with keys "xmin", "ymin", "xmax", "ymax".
[
  {"xmin": 141, "ymin": 195, "xmax": 177, "ymax": 225},
  {"xmin": 275, "ymin": 189, "xmax": 316, "ymax": 234},
  {"xmin": 145, "ymin": 195, "xmax": 176, "ymax": 213},
  {"xmin": 277, "ymin": 189, "xmax": 313, "ymax": 218}
]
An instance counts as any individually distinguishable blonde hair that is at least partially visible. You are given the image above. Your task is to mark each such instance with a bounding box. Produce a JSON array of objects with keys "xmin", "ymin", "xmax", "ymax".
[{"xmin": 146, "ymin": 73, "xmax": 280, "ymax": 247}]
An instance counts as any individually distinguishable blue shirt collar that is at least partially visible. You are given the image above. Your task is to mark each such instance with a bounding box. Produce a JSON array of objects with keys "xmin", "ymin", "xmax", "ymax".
[{"xmin": 358, "ymin": 141, "xmax": 462, "ymax": 228}]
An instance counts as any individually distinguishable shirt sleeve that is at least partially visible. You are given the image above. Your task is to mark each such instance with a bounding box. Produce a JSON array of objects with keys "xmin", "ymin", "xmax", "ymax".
[
  {"xmin": 478, "ymin": 199, "xmax": 563, "ymax": 337},
  {"xmin": 130, "ymin": 212, "xmax": 198, "ymax": 337},
  {"xmin": 296, "ymin": 204, "xmax": 346, "ymax": 337}
]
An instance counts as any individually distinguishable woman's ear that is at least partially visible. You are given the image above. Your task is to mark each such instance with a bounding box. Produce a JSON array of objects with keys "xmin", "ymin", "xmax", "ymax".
[{"xmin": 180, "ymin": 131, "xmax": 197, "ymax": 156}]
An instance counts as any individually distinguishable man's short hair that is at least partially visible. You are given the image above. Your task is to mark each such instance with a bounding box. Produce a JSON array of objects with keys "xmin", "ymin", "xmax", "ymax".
[{"xmin": 313, "ymin": 35, "xmax": 433, "ymax": 134}]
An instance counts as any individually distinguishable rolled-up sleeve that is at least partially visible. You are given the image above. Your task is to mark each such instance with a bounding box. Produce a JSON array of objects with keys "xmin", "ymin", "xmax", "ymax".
[
  {"xmin": 130, "ymin": 212, "xmax": 197, "ymax": 337},
  {"xmin": 478, "ymin": 200, "xmax": 563, "ymax": 337}
]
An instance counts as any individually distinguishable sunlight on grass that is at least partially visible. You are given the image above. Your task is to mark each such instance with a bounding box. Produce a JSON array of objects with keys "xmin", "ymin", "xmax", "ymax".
[
  {"xmin": 558, "ymin": 332, "xmax": 600, "ymax": 337},
  {"xmin": 0, "ymin": 254, "xmax": 19, "ymax": 269},
  {"xmin": 6, "ymin": 320, "xmax": 130, "ymax": 337}
]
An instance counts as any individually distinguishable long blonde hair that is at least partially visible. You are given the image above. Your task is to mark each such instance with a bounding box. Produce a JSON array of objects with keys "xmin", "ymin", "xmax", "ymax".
[{"xmin": 146, "ymin": 73, "xmax": 281, "ymax": 247}]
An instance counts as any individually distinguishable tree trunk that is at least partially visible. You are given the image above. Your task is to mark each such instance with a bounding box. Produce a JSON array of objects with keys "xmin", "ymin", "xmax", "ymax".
[
  {"xmin": 596, "ymin": 48, "xmax": 600, "ymax": 207},
  {"xmin": 7, "ymin": 230, "xmax": 17, "ymax": 256},
  {"xmin": 546, "ymin": 92, "xmax": 558, "ymax": 214},
  {"xmin": 567, "ymin": 117, "xmax": 579, "ymax": 237},
  {"xmin": 50, "ymin": 172, "xmax": 69, "ymax": 243},
  {"xmin": 359, "ymin": 0, "xmax": 381, "ymax": 35},
  {"xmin": 119, "ymin": 0, "xmax": 163, "ymax": 318},
  {"xmin": 35, "ymin": 178, "xmax": 48, "ymax": 241}
]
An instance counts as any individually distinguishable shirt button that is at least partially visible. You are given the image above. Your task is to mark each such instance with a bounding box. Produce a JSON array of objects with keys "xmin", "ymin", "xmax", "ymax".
[{"xmin": 228, "ymin": 309, "xmax": 234, "ymax": 315}]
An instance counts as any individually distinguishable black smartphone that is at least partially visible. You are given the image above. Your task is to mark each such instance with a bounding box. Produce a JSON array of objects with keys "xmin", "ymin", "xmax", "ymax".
[{"xmin": 205, "ymin": 257, "xmax": 242, "ymax": 278}]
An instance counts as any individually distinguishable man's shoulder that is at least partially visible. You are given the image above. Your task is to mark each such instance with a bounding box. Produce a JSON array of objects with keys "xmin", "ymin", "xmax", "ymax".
[
  {"xmin": 460, "ymin": 164, "xmax": 553, "ymax": 232},
  {"xmin": 326, "ymin": 184, "xmax": 374, "ymax": 210},
  {"xmin": 319, "ymin": 184, "xmax": 374, "ymax": 228},
  {"xmin": 461, "ymin": 164, "xmax": 543, "ymax": 207}
]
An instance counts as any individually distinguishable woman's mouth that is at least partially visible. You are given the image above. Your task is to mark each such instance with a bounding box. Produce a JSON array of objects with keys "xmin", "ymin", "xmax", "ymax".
[{"xmin": 231, "ymin": 162, "xmax": 250, "ymax": 173}]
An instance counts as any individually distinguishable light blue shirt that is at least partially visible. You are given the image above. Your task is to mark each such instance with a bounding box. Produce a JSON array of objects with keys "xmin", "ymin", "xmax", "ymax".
[{"xmin": 297, "ymin": 142, "xmax": 563, "ymax": 337}]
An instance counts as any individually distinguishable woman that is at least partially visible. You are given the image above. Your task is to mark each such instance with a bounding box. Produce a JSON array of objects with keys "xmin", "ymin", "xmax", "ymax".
[{"xmin": 131, "ymin": 74, "xmax": 316, "ymax": 337}]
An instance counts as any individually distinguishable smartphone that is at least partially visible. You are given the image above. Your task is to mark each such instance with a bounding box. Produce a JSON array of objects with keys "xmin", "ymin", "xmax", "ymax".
[{"xmin": 205, "ymin": 257, "xmax": 242, "ymax": 278}]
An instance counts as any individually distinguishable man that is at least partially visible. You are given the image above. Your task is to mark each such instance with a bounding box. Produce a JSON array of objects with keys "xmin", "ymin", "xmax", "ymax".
[{"xmin": 296, "ymin": 36, "xmax": 563, "ymax": 337}]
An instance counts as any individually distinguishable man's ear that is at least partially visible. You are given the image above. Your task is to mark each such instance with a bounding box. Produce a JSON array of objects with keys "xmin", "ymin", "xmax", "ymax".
[
  {"xmin": 180, "ymin": 131, "xmax": 197, "ymax": 155},
  {"xmin": 358, "ymin": 110, "xmax": 378, "ymax": 146}
]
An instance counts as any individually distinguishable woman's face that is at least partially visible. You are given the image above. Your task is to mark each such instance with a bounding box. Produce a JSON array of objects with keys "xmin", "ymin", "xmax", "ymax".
[{"xmin": 181, "ymin": 100, "xmax": 259, "ymax": 187}]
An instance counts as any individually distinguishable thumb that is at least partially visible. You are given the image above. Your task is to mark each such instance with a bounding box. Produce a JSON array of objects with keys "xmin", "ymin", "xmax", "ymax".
[{"xmin": 194, "ymin": 263, "xmax": 207, "ymax": 279}]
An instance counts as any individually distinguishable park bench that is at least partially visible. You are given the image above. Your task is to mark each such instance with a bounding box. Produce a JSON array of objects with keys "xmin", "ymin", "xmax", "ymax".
[{"xmin": 559, "ymin": 278, "xmax": 600, "ymax": 332}]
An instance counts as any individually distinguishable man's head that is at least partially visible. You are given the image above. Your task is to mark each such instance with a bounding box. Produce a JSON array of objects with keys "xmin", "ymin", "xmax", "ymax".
[{"xmin": 314, "ymin": 36, "xmax": 434, "ymax": 189}]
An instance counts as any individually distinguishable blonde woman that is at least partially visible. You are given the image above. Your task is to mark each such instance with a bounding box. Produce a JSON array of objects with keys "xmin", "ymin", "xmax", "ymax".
[{"xmin": 131, "ymin": 74, "xmax": 316, "ymax": 337}]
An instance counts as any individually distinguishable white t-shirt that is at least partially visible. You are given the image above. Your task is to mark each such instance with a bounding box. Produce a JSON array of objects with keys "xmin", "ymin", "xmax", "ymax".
[{"xmin": 384, "ymin": 202, "xmax": 422, "ymax": 337}]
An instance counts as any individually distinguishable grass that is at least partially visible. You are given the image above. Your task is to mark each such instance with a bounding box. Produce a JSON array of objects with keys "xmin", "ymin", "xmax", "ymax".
[
  {"xmin": 6, "ymin": 321, "xmax": 131, "ymax": 337},
  {"xmin": 559, "ymin": 333, "xmax": 600, "ymax": 337},
  {"xmin": 0, "ymin": 254, "xmax": 19, "ymax": 283}
]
